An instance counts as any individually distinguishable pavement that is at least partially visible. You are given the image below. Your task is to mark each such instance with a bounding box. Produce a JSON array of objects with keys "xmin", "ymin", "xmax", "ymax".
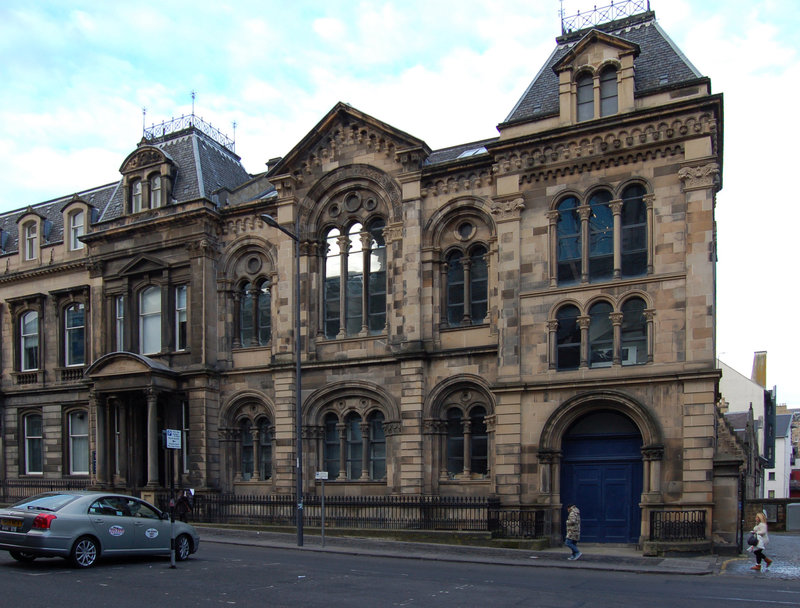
[{"xmin": 197, "ymin": 526, "xmax": 723, "ymax": 576}]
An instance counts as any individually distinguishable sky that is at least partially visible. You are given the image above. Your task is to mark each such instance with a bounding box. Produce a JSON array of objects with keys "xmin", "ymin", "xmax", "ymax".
[{"xmin": 1, "ymin": 0, "xmax": 798, "ymax": 404}]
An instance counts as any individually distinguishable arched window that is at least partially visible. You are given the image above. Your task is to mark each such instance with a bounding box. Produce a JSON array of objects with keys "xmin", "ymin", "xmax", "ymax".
[
  {"xmin": 240, "ymin": 420, "xmax": 254, "ymax": 481},
  {"xmin": 345, "ymin": 412, "xmax": 363, "ymax": 479},
  {"xmin": 65, "ymin": 303, "xmax": 85, "ymax": 367},
  {"xmin": 556, "ymin": 305, "xmax": 581, "ymax": 370},
  {"xmin": 239, "ymin": 281, "xmax": 271, "ymax": 347},
  {"xmin": 345, "ymin": 223, "xmax": 364, "ymax": 336},
  {"xmin": 470, "ymin": 245, "xmax": 488, "ymax": 323},
  {"xmin": 324, "ymin": 220, "xmax": 387, "ymax": 339},
  {"xmin": 131, "ymin": 180, "xmax": 143, "ymax": 212},
  {"xmin": 324, "ymin": 413, "xmax": 341, "ymax": 479},
  {"xmin": 446, "ymin": 408, "xmax": 464, "ymax": 477},
  {"xmin": 68, "ymin": 410, "xmax": 89, "ymax": 475},
  {"xmin": 470, "ymin": 406, "xmax": 488, "ymax": 476},
  {"xmin": 368, "ymin": 411, "xmax": 386, "ymax": 480},
  {"xmin": 588, "ymin": 301, "xmax": 613, "ymax": 368},
  {"xmin": 599, "ymin": 66, "xmax": 618, "ymax": 116},
  {"xmin": 69, "ymin": 210, "xmax": 85, "ymax": 251},
  {"xmin": 588, "ymin": 190, "xmax": 614, "ymax": 282},
  {"xmin": 445, "ymin": 244, "xmax": 488, "ymax": 327},
  {"xmin": 446, "ymin": 250, "xmax": 464, "ymax": 325},
  {"xmin": 23, "ymin": 221, "xmax": 38, "ymax": 261},
  {"xmin": 367, "ymin": 218, "xmax": 387, "ymax": 333},
  {"xmin": 150, "ymin": 174, "xmax": 162, "ymax": 208},
  {"xmin": 139, "ymin": 286, "xmax": 161, "ymax": 355},
  {"xmin": 258, "ymin": 419, "xmax": 273, "ymax": 480},
  {"xmin": 621, "ymin": 185, "xmax": 648, "ymax": 277},
  {"xmin": 324, "ymin": 228, "xmax": 342, "ymax": 339},
  {"xmin": 557, "ymin": 197, "xmax": 582, "ymax": 285},
  {"xmin": 576, "ymin": 72, "xmax": 594, "ymax": 122},
  {"xmin": 24, "ymin": 413, "xmax": 43, "ymax": 474},
  {"xmin": 621, "ymin": 298, "xmax": 648, "ymax": 365},
  {"xmin": 21, "ymin": 310, "xmax": 39, "ymax": 371}
]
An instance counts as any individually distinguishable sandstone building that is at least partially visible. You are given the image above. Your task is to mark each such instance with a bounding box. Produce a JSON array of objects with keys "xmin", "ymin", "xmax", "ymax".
[{"xmin": 0, "ymin": 7, "xmax": 739, "ymax": 552}]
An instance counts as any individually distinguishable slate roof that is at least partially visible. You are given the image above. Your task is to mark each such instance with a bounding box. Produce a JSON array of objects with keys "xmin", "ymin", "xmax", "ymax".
[
  {"xmin": 776, "ymin": 414, "xmax": 793, "ymax": 439},
  {"xmin": 0, "ymin": 127, "xmax": 251, "ymax": 254},
  {"xmin": 502, "ymin": 10, "xmax": 704, "ymax": 127}
]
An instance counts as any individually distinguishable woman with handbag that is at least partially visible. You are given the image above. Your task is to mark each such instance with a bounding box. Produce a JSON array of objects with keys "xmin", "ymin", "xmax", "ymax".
[{"xmin": 749, "ymin": 512, "xmax": 772, "ymax": 571}]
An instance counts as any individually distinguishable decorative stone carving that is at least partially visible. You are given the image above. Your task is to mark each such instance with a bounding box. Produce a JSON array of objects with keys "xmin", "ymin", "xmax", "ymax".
[{"xmin": 678, "ymin": 163, "xmax": 721, "ymax": 191}]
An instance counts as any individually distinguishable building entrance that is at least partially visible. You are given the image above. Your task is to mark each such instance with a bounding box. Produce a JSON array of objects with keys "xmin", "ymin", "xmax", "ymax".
[{"xmin": 560, "ymin": 410, "xmax": 643, "ymax": 543}]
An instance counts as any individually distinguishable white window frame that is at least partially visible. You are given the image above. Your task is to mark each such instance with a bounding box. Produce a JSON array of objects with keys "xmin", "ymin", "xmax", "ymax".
[
  {"xmin": 65, "ymin": 302, "xmax": 85, "ymax": 367},
  {"xmin": 139, "ymin": 286, "xmax": 162, "ymax": 355},
  {"xmin": 175, "ymin": 285, "xmax": 187, "ymax": 351},
  {"xmin": 69, "ymin": 210, "xmax": 85, "ymax": 251},
  {"xmin": 21, "ymin": 310, "xmax": 39, "ymax": 371},
  {"xmin": 150, "ymin": 174, "xmax": 162, "ymax": 208},
  {"xmin": 115, "ymin": 295, "xmax": 125, "ymax": 351},
  {"xmin": 24, "ymin": 222, "xmax": 38, "ymax": 261},
  {"xmin": 68, "ymin": 410, "xmax": 89, "ymax": 475},
  {"xmin": 132, "ymin": 180, "xmax": 143, "ymax": 213},
  {"xmin": 24, "ymin": 414, "xmax": 43, "ymax": 475}
]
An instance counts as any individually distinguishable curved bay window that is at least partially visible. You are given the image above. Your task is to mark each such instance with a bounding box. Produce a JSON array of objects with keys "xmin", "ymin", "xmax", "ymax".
[
  {"xmin": 239, "ymin": 280, "xmax": 271, "ymax": 347},
  {"xmin": 323, "ymin": 218, "xmax": 387, "ymax": 339},
  {"xmin": 445, "ymin": 405, "xmax": 488, "ymax": 479}
]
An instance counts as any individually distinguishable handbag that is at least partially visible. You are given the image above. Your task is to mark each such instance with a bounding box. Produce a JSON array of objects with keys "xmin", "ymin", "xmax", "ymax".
[{"xmin": 746, "ymin": 532, "xmax": 759, "ymax": 546}]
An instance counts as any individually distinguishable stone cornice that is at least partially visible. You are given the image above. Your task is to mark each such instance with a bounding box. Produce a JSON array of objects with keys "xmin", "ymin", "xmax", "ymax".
[{"xmin": 0, "ymin": 259, "xmax": 89, "ymax": 286}]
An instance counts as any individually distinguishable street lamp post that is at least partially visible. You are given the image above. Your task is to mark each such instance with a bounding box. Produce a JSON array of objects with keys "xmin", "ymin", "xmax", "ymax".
[{"xmin": 261, "ymin": 213, "xmax": 303, "ymax": 547}]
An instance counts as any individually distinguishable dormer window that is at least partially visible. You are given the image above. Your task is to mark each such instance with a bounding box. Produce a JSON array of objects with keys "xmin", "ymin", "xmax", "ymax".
[
  {"xmin": 24, "ymin": 221, "xmax": 38, "ymax": 261},
  {"xmin": 131, "ymin": 180, "xmax": 143, "ymax": 212},
  {"xmin": 68, "ymin": 209, "xmax": 85, "ymax": 251},
  {"xmin": 150, "ymin": 174, "xmax": 162, "ymax": 208},
  {"xmin": 599, "ymin": 66, "xmax": 618, "ymax": 117},
  {"xmin": 576, "ymin": 72, "xmax": 594, "ymax": 122}
]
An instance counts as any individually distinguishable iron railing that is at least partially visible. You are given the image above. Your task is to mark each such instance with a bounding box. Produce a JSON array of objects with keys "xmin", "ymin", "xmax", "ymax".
[
  {"xmin": 1, "ymin": 478, "xmax": 92, "ymax": 503},
  {"xmin": 561, "ymin": 0, "xmax": 651, "ymax": 35},
  {"xmin": 488, "ymin": 505, "xmax": 551, "ymax": 538},
  {"xmin": 143, "ymin": 113, "xmax": 235, "ymax": 152},
  {"xmin": 649, "ymin": 510, "xmax": 706, "ymax": 541}
]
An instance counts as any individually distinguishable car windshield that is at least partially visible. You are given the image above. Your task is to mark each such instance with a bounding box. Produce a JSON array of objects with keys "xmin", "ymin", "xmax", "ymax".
[{"xmin": 11, "ymin": 493, "xmax": 81, "ymax": 512}]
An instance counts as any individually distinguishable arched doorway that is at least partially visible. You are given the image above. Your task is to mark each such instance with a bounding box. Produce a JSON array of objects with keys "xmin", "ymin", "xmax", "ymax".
[{"xmin": 560, "ymin": 410, "xmax": 643, "ymax": 543}]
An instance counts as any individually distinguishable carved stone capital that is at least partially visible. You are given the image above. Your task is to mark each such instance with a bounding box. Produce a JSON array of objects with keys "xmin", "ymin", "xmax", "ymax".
[
  {"xmin": 678, "ymin": 163, "xmax": 720, "ymax": 191},
  {"xmin": 490, "ymin": 197, "xmax": 525, "ymax": 220}
]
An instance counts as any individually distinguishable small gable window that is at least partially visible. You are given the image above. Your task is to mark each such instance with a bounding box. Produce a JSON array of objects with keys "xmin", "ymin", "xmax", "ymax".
[
  {"xmin": 150, "ymin": 174, "xmax": 162, "ymax": 208},
  {"xmin": 131, "ymin": 180, "xmax": 143, "ymax": 213},
  {"xmin": 23, "ymin": 221, "xmax": 38, "ymax": 261},
  {"xmin": 69, "ymin": 210, "xmax": 85, "ymax": 251}
]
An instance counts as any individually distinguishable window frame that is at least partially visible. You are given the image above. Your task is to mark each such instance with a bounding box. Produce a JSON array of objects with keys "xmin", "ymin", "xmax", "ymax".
[
  {"xmin": 20, "ymin": 310, "xmax": 40, "ymax": 371},
  {"xmin": 139, "ymin": 285, "xmax": 162, "ymax": 355},
  {"xmin": 68, "ymin": 209, "xmax": 85, "ymax": 251},
  {"xmin": 68, "ymin": 410, "xmax": 89, "ymax": 475},
  {"xmin": 175, "ymin": 285, "xmax": 188, "ymax": 351},
  {"xmin": 24, "ymin": 221, "xmax": 38, "ymax": 261},
  {"xmin": 599, "ymin": 65, "xmax": 619, "ymax": 117},
  {"xmin": 24, "ymin": 413, "xmax": 44, "ymax": 475},
  {"xmin": 64, "ymin": 302, "xmax": 86, "ymax": 367}
]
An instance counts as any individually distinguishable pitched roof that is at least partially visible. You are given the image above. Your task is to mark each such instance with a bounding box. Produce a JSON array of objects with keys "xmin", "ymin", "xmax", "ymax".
[{"xmin": 502, "ymin": 10, "xmax": 705, "ymax": 127}]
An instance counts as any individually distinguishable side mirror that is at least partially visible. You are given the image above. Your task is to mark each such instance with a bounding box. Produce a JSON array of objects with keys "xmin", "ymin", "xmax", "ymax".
[{"xmin": 161, "ymin": 511, "xmax": 170, "ymax": 520}]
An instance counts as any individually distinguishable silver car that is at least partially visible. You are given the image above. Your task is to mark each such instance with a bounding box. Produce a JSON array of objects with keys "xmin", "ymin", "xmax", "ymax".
[{"xmin": 0, "ymin": 491, "xmax": 199, "ymax": 568}]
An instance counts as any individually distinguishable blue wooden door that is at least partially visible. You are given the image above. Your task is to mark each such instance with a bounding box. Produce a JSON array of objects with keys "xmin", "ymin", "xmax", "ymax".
[{"xmin": 560, "ymin": 412, "xmax": 643, "ymax": 543}]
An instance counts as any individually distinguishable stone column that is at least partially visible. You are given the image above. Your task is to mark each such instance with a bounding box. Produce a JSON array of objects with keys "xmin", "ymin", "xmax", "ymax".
[
  {"xmin": 546, "ymin": 210, "xmax": 559, "ymax": 287},
  {"xmin": 578, "ymin": 316, "xmax": 590, "ymax": 368},
  {"xmin": 578, "ymin": 205, "xmax": 591, "ymax": 283},
  {"xmin": 610, "ymin": 199, "xmax": 623, "ymax": 279},
  {"xmin": 146, "ymin": 388, "xmax": 159, "ymax": 487},
  {"xmin": 92, "ymin": 391, "xmax": 108, "ymax": 487},
  {"xmin": 360, "ymin": 421, "xmax": 370, "ymax": 480},
  {"xmin": 610, "ymin": 312, "xmax": 624, "ymax": 366},
  {"xmin": 462, "ymin": 418, "xmax": 472, "ymax": 477}
]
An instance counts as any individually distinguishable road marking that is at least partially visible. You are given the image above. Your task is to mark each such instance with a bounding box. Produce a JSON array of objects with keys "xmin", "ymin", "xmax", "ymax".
[{"xmin": 698, "ymin": 596, "xmax": 800, "ymax": 605}]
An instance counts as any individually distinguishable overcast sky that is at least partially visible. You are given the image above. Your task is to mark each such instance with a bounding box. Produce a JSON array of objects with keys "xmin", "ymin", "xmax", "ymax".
[{"xmin": 1, "ymin": 0, "xmax": 798, "ymax": 404}]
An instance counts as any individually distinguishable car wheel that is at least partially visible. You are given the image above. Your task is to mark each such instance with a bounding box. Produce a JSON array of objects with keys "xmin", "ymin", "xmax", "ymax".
[
  {"xmin": 175, "ymin": 534, "xmax": 192, "ymax": 561},
  {"xmin": 70, "ymin": 536, "xmax": 99, "ymax": 568},
  {"xmin": 9, "ymin": 550, "xmax": 36, "ymax": 563}
]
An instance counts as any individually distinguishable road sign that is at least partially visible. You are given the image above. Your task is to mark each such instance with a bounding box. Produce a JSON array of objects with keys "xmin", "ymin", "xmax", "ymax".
[
  {"xmin": 165, "ymin": 429, "xmax": 182, "ymax": 449},
  {"xmin": 315, "ymin": 471, "xmax": 328, "ymax": 480}
]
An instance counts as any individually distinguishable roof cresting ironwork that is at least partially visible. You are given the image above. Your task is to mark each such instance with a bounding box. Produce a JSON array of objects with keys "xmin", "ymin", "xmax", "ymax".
[
  {"xmin": 560, "ymin": 0, "xmax": 651, "ymax": 35},
  {"xmin": 142, "ymin": 91, "xmax": 236, "ymax": 153}
]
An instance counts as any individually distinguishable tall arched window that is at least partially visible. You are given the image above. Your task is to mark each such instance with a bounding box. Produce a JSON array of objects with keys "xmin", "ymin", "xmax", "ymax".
[
  {"xmin": 139, "ymin": 286, "xmax": 161, "ymax": 355},
  {"xmin": 599, "ymin": 66, "xmax": 618, "ymax": 116},
  {"xmin": 239, "ymin": 281, "xmax": 271, "ymax": 347},
  {"xmin": 258, "ymin": 419, "xmax": 272, "ymax": 480},
  {"xmin": 621, "ymin": 184, "xmax": 648, "ymax": 277},
  {"xmin": 21, "ymin": 310, "xmax": 39, "ymax": 371},
  {"xmin": 588, "ymin": 190, "xmax": 614, "ymax": 282},
  {"xmin": 65, "ymin": 303, "xmax": 85, "ymax": 366},
  {"xmin": 470, "ymin": 406, "xmax": 488, "ymax": 476},
  {"xmin": 446, "ymin": 250, "xmax": 465, "ymax": 325},
  {"xmin": 576, "ymin": 72, "xmax": 594, "ymax": 122},
  {"xmin": 240, "ymin": 420, "xmax": 254, "ymax": 481},
  {"xmin": 24, "ymin": 221, "xmax": 38, "ymax": 261},
  {"xmin": 345, "ymin": 412, "xmax": 363, "ymax": 479},
  {"xmin": 368, "ymin": 411, "xmax": 386, "ymax": 480},
  {"xmin": 588, "ymin": 301, "xmax": 613, "ymax": 368},
  {"xmin": 69, "ymin": 210, "xmax": 85, "ymax": 251},
  {"xmin": 557, "ymin": 196, "xmax": 582, "ymax": 284},
  {"xmin": 324, "ymin": 413, "xmax": 341, "ymax": 479},
  {"xmin": 324, "ymin": 228, "xmax": 342, "ymax": 339},
  {"xmin": 150, "ymin": 174, "xmax": 162, "ymax": 208},
  {"xmin": 446, "ymin": 408, "xmax": 464, "ymax": 477},
  {"xmin": 131, "ymin": 180, "xmax": 143, "ymax": 213},
  {"xmin": 345, "ymin": 223, "xmax": 364, "ymax": 336},
  {"xmin": 556, "ymin": 305, "xmax": 581, "ymax": 370},
  {"xmin": 445, "ymin": 244, "xmax": 488, "ymax": 327},
  {"xmin": 621, "ymin": 298, "xmax": 648, "ymax": 365},
  {"xmin": 470, "ymin": 245, "xmax": 488, "ymax": 322},
  {"xmin": 367, "ymin": 218, "xmax": 387, "ymax": 333}
]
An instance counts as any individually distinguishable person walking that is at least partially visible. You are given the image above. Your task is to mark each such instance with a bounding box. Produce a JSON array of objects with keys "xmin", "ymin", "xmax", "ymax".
[
  {"xmin": 749, "ymin": 511, "xmax": 772, "ymax": 571},
  {"xmin": 565, "ymin": 503, "xmax": 582, "ymax": 560}
]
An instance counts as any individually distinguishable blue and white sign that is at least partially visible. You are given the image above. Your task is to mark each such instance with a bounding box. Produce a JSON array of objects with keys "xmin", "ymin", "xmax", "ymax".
[{"xmin": 166, "ymin": 429, "xmax": 182, "ymax": 449}]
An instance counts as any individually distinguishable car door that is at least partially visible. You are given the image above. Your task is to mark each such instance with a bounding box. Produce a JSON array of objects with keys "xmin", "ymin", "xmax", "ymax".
[
  {"xmin": 88, "ymin": 496, "xmax": 137, "ymax": 554},
  {"xmin": 123, "ymin": 498, "xmax": 171, "ymax": 554}
]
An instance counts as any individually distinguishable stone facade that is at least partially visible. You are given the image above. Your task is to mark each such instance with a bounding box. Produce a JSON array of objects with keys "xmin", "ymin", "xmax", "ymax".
[{"xmin": 0, "ymin": 9, "xmax": 743, "ymax": 551}]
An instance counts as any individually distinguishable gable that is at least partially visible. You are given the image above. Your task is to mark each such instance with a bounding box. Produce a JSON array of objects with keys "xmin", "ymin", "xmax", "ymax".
[
  {"xmin": 119, "ymin": 254, "xmax": 168, "ymax": 277},
  {"xmin": 553, "ymin": 29, "xmax": 639, "ymax": 74}
]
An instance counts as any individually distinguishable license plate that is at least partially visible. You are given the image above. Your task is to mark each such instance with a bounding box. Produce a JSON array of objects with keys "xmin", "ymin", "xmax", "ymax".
[{"xmin": 0, "ymin": 518, "xmax": 22, "ymax": 531}]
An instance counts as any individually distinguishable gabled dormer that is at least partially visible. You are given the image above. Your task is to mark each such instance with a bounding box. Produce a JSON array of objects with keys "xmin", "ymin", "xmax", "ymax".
[
  {"xmin": 552, "ymin": 29, "xmax": 639, "ymax": 125},
  {"xmin": 60, "ymin": 194, "xmax": 96, "ymax": 256},
  {"xmin": 119, "ymin": 143, "xmax": 177, "ymax": 215}
]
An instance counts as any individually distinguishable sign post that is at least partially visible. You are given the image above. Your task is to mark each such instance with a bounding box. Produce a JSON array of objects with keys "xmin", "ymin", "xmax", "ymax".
[
  {"xmin": 164, "ymin": 429, "xmax": 181, "ymax": 568},
  {"xmin": 315, "ymin": 471, "xmax": 328, "ymax": 547}
]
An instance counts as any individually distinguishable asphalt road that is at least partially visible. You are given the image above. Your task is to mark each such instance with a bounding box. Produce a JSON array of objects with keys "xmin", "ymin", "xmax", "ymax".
[{"xmin": 1, "ymin": 542, "xmax": 800, "ymax": 608}]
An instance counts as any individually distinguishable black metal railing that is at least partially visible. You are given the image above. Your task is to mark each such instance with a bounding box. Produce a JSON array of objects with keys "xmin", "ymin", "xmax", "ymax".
[
  {"xmin": 561, "ymin": 0, "xmax": 651, "ymax": 35},
  {"xmin": 143, "ymin": 113, "xmax": 234, "ymax": 151},
  {"xmin": 488, "ymin": 504, "xmax": 551, "ymax": 538},
  {"xmin": 649, "ymin": 510, "xmax": 706, "ymax": 541},
  {"xmin": 1, "ymin": 478, "xmax": 92, "ymax": 503}
]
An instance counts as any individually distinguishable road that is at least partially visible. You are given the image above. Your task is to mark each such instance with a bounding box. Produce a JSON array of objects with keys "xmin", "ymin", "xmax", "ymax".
[{"xmin": 1, "ymin": 541, "xmax": 799, "ymax": 607}]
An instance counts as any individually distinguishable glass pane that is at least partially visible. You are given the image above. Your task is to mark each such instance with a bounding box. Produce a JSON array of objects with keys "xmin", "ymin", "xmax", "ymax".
[
  {"xmin": 324, "ymin": 414, "xmax": 340, "ymax": 479},
  {"xmin": 470, "ymin": 407, "xmax": 488, "ymax": 475},
  {"xmin": 577, "ymin": 73, "xmax": 594, "ymax": 122},
  {"xmin": 621, "ymin": 298, "xmax": 647, "ymax": 365},
  {"xmin": 621, "ymin": 185, "xmax": 647, "ymax": 277},
  {"xmin": 589, "ymin": 191, "xmax": 614, "ymax": 282},
  {"xmin": 589, "ymin": 302, "xmax": 613, "ymax": 367},
  {"xmin": 446, "ymin": 409, "xmax": 464, "ymax": 476},
  {"xmin": 369, "ymin": 412, "xmax": 386, "ymax": 480},
  {"xmin": 446, "ymin": 251, "xmax": 464, "ymax": 325},
  {"xmin": 241, "ymin": 421, "xmax": 253, "ymax": 480},
  {"xmin": 324, "ymin": 229, "xmax": 341, "ymax": 339},
  {"xmin": 66, "ymin": 304, "xmax": 85, "ymax": 366},
  {"xmin": 599, "ymin": 67, "xmax": 618, "ymax": 116},
  {"xmin": 556, "ymin": 306, "xmax": 581, "ymax": 370},
  {"xmin": 557, "ymin": 197, "xmax": 581, "ymax": 284},
  {"xmin": 240, "ymin": 284, "xmax": 254, "ymax": 345},
  {"xmin": 258, "ymin": 284, "xmax": 271, "ymax": 344},
  {"xmin": 470, "ymin": 246, "xmax": 488, "ymax": 323},
  {"xmin": 346, "ymin": 224, "xmax": 363, "ymax": 335},
  {"xmin": 367, "ymin": 219, "xmax": 386, "ymax": 333},
  {"xmin": 346, "ymin": 414, "xmax": 362, "ymax": 479}
]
